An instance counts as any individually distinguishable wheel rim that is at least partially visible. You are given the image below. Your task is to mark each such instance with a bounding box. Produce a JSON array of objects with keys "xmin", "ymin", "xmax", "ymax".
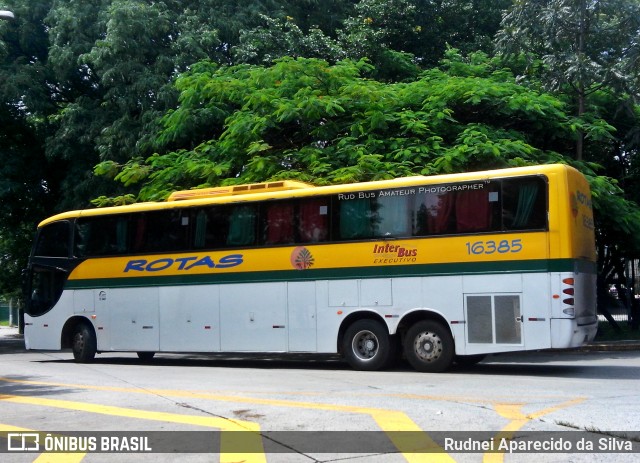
[
  {"xmin": 351, "ymin": 329, "xmax": 379, "ymax": 361},
  {"xmin": 412, "ymin": 331, "xmax": 443, "ymax": 362}
]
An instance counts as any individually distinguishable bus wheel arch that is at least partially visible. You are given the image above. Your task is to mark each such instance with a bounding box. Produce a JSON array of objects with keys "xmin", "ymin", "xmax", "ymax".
[
  {"xmin": 338, "ymin": 313, "xmax": 396, "ymax": 371},
  {"xmin": 62, "ymin": 317, "xmax": 97, "ymax": 363},
  {"xmin": 397, "ymin": 310, "xmax": 455, "ymax": 373}
]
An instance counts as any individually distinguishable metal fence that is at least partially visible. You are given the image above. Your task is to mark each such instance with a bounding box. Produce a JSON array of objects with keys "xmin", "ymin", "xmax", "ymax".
[{"xmin": 0, "ymin": 300, "xmax": 19, "ymax": 327}]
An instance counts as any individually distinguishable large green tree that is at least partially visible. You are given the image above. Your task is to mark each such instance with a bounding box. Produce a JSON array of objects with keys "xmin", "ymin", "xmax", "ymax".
[
  {"xmin": 235, "ymin": 0, "xmax": 512, "ymax": 75},
  {"xmin": 95, "ymin": 52, "xmax": 618, "ymax": 204},
  {"xmin": 0, "ymin": 1, "xmax": 56, "ymax": 297},
  {"xmin": 496, "ymin": 0, "xmax": 640, "ymax": 161}
]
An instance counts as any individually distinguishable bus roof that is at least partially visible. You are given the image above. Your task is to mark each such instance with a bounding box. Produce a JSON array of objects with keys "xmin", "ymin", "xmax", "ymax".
[
  {"xmin": 166, "ymin": 180, "xmax": 314, "ymax": 201},
  {"xmin": 38, "ymin": 163, "xmax": 578, "ymax": 227}
]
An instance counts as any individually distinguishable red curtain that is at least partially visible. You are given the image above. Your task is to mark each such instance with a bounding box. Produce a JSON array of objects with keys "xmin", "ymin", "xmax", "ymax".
[
  {"xmin": 456, "ymin": 190, "xmax": 492, "ymax": 232},
  {"xmin": 299, "ymin": 199, "xmax": 328, "ymax": 242},
  {"xmin": 266, "ymin": 203, "xmax": 295, "ymax": 244}
]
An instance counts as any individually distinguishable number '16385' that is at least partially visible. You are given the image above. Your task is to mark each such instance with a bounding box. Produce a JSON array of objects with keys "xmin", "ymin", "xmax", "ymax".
[{"xmin": 465, "ymin": 239, "xmax": 523, "ymax": 255}]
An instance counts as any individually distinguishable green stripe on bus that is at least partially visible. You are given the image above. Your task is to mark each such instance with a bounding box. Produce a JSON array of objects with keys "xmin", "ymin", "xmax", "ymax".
[{"xmin": 65, "ymin": 259, "xmax": 592, "ymax": 290}]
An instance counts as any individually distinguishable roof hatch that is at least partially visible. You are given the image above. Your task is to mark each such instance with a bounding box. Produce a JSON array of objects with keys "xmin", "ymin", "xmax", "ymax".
[{"xmin": 167, "ymin": 180, "xmax": 314, "ymax": 201}]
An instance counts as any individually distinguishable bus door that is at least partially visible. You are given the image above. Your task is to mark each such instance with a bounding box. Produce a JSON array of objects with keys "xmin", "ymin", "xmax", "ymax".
[
  {"xmin": 100, "ymin": 287, "xmax": 160, "ymax": 352},
  {"xmin": 462, "ymin": 274, "xmax": 525, "ymax": 354},
  {"xmin": 464, "ymin": 293, "xmax": 523, "ymax": 350},
  {"xmin": 287, "ymin": 281, "xmax": 317, "ymax": 352},
  {"xmin": 463, "ymin": 274, "xmax": 552, "ymax": 352},
  {"xmin": 158, "ymin": 285, "xmax": 221, "ymax": 352},
  {"xmin": 220, "ymin": 282, "xmax": 288, "ymax": 351}
]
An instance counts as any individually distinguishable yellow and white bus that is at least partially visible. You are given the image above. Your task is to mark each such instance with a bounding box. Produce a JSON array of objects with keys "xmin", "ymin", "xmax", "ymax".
[{"xmin": 24, "ymin": 164, "xmax": 597, "ymax": 372}]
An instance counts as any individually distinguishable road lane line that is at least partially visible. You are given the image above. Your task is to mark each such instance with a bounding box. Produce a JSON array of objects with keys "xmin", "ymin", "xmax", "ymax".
[
  {"xmin": 1, "ymin": 377, "xmax": 586, "ymax": 462},
  {"xmin": 483, "ymin": 398, "xmax": 586, "ymax": 463},
  {"xmin": 369, "ymin": 410, "xmax": 456, "ymax": 463},
  {"xmin": 0, "ymin": 377, "xmax": 451, "ymax": 461}
]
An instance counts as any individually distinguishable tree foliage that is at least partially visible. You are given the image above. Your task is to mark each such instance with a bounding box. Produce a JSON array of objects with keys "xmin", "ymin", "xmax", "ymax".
[
  {"xmin": 95, "ymin": 52, "xmax": 614, "ymax": 199},
  {"xmin": 2, "ymin": 0, "xmax": 640, "ymax": 304},
  {"xmin": 497, "ymin": 0, "xmax": 640, "ymax": 160},
  {"xmin": 235, "ymin": 0, "xmax": 511, "ymax": 79}
]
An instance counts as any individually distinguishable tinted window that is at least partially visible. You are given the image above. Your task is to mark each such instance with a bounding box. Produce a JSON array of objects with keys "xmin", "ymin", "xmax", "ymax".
[
  {"xmin": 297, "ymin": 198, "xmax": 329, "ymax": 243},
  {"xmin": 35, "ymin": 221, "xmax": 71, "ymax": 257},
  {"xmin": 135, "ymin": 210, "xmax": 191, "ymax": 253},
  {"xmin": 334, "ymin": 176, "xmax": 547, "ymax": 241},
  {"xmin": 226, "ymin": 204, "xmax": 257, "ymax": 246},
  {"xmin": 259, "ymin": 198, "xmax": 329, "ymax": 245},
  {"xmin": 412, "ymin": 182, "xmax": 500, "ymax": 236},
  {"xmin": 75, "ymin": 215, "xmax": 129, "ymax": 257},
  {"xmin": 26, "ymin": 265, "xmax": 67, "ymax": 316},
  {"xmin": 501, "ymin": 177, "xmax": 547, "ymax": 230},
  {"xmin": 68, "ymin": 175, "xmax": 547, "ymax": 256},
  {"xmin": 337, "ymin": 196, "xmax": 377, "ymax": 240}
]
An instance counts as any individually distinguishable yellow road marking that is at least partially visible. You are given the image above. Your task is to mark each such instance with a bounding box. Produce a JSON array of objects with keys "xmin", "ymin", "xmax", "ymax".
[
  {"xmin": 483, "ymin": 398, "xmax": 586, "ymax": 463},
  {"xmin": 369, "ymin": 410, "xmax": 455, "ymax": 463},
  {"xmin": 0, "ymin": 394, "xmax": 265, "ymax": 463},
  {"xmin": 0, "ymin": 377, "xmax": 453, "ymax": 461},
  {"xmin": 0, "ymin": 377, "xmax": 586, "ymax": 463}
]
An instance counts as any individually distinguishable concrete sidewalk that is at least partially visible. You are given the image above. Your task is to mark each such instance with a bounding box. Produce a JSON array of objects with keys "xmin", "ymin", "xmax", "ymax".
[{"xmin": 0, "ymin": 325, "xmax": 21, "ymax": 338}]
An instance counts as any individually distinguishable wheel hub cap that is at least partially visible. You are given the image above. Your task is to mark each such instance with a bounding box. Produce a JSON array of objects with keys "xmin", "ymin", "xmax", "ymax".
[
  {"xmin": 353, "ymin": 330, "xmax": 378, "ymax": 360},
  {"xmin": 414, "ymin": 332, "xmax": 442, "ymax": 362}
]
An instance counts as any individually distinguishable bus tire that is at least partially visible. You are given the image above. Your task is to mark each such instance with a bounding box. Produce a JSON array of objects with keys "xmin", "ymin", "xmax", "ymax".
[
  {"xmin": 403, "ymin": 320, "xmax": 454, "ymax": 373},
  {"xmin": 72, "ymin": 323, "xmax": 96, "ymax": 363},
  {"xmin": 137, "ymin": 352, "xmax": 155, "ymax": 361},
  {"xmin": 343, "ymin": 319, "xmax": 391, "ymax": 371}
]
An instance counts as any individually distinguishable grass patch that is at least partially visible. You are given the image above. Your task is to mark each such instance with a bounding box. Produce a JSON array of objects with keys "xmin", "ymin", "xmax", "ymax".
[
  {"xmin": 594, "ymin": 321, "xmax": 640, "ymax": 342},
  {"xmin": 0, "ymin": 320, "xmax": 8, "ymax": 327}
]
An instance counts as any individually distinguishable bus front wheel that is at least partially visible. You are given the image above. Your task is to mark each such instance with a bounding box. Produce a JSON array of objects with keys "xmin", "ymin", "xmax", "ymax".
[
  {"xmin": 343, "ymin": 319, "xmax": 391, "ymax": 371},
  {"xmin": 72, "ymin": 323, "xmax": 97, "ymax": 363},
  {"xmin": 403, "ymin": 320, "xmax": 454, "ymax": 373}
]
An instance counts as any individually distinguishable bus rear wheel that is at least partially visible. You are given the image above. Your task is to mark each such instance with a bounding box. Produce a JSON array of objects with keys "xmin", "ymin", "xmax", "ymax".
[
  {"xmin": 72, "ymin": 323, "xmax": 96, "ymax": 363},
  {"xmin": 403, "ymin": 320, "xmax": 454, "ymax": 373},
  {"xmin": 343, "ymin": 319, "xmax": 391, "ymax": 371}
]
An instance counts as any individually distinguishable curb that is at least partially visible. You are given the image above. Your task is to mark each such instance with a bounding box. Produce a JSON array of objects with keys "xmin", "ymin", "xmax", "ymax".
[{"xmin": 577, "ymin": 341, "xmax": 640, "ymax": 352}]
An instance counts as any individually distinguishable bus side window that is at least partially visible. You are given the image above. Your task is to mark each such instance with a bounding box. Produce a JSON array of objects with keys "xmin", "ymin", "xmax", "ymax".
[
  {"xmin": 263, "ymin": 201, "xmax": 295, "ymax": 245},
  {"xmin": 193, "ymin": 209, "xmax": 208, "ymax": 248},
  {"xmin": 190, "ymin": 206, "xmax": 231, "ymax": 250},
  {"xmin": 376, "ymin": 194, "xmax": 411, "ymax": 237},
  {"xmin": 75, "ymin": 216, "xmax": 129, "ymax": 257},
  {"xmin": 298, "ymin": 198, "xmax": 328, "ymax": 243},
  {"xmin": 502, "ymin": 178, "xmax": 547, "ymax": 230},
  {"xmin": 136, "ymin": 210, "xmax": 191, "ymax": 253},
  {"xmin": 338, "ymin": 197, "xmax": 375, "ymax": 240},
  {"xmin": 227, "ymin": 204, "xmax": 257, "ymax": 247},
  {"xmin": 34, "ymin": 221, "xmax": 71, "ymax": 257},
  {"xmin": 413, "ymin": 191, "xmax": 455, "ymax": 235},
  {"xmin": 455, "ymin": 186, "xmax": 498, "ymax": 233}
]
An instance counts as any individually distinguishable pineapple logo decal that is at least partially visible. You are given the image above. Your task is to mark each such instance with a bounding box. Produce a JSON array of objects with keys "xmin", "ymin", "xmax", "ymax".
[{"xmin": 291, "ymin": 246, "xmax": 314, "ymax": 270}]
